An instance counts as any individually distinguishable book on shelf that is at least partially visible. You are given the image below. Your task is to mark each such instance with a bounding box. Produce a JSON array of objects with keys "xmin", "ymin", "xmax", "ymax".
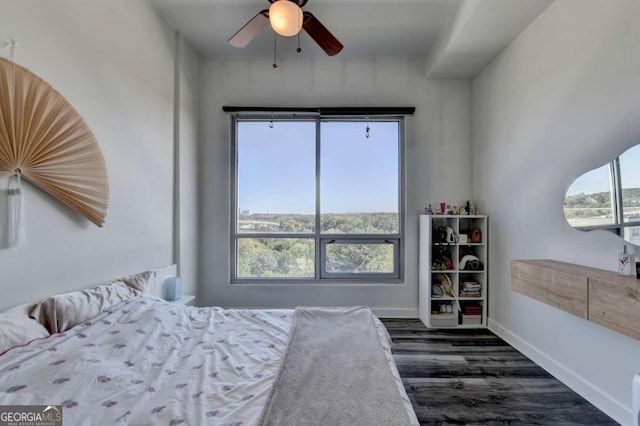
[
  {"xmin": 460, "ymin": 281, "xmax": 482, "ymax": 298},
  {"xmin": 461, "ymin": 281, "xmax": 482, "ymax": 290},
  {"xmin": 460, "ymin": 303, "xmax": 483, "ymax": 315},
  {"xmin": 462, "ymin": 304, "xmax": 482, "ymax": 309}
]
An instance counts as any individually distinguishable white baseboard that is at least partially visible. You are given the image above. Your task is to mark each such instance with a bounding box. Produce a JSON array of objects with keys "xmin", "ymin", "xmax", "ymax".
[
  {"xmin": 372, "ymin": 307, "xmax": 419, "ymax": 318},
  {"xmin": 488, "ymin": 318, "xmax": 631, "ymax": 426}
]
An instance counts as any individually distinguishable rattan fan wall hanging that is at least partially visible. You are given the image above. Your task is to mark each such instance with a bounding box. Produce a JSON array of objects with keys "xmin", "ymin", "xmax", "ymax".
[{"xmin": 0, "ymin": 55, "xmax": 109, "ymax": 230}]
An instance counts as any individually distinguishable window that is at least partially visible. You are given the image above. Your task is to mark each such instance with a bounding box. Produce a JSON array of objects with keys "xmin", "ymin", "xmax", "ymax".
[
  {"xmin": 231, "ymin": 116, "xmax": 404, "ymax": 282},
  {"xmin": 564, "ymin": 144, "xmax": 640, "ymax": 243},
  {"xmin": 564, "ymin": 163, "xmax": 615, "ymax": 228}
]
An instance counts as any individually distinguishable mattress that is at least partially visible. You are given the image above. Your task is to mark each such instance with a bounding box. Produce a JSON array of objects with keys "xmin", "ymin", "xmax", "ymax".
[{"xmin": 0, "ymin": 296, "xmax": 417, "ymax": 425}]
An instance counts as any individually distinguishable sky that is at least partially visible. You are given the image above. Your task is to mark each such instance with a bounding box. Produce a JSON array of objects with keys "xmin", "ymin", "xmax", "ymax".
[
  {"xmin": 566, "ymin": 144, "xmax": 640, "ymax": 195},
  {"xmin": 237, "ymin": 120, "xmax": 399, "ymax": 214}
]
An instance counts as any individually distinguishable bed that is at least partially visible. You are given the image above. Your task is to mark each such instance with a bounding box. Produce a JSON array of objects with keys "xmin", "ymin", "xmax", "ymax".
[{"xmin": 0, "ymin": 270, "xmax": 418, "ymax": 425}]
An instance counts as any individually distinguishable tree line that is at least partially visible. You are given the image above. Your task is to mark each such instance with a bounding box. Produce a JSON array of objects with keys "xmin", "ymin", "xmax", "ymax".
[
  {"xmin": 564, "ymin": 188, "xmax": 640, "ymax": 218},
  {"xmin": 237, "ymin": 212, "xmax": 397, "ymax": 277}
]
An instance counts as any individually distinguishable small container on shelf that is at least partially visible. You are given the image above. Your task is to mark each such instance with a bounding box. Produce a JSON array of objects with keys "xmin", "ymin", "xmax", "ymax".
[
  {"xmin": 459, "ymin": 313, "xmax": 482, "ymax": 325},
  {"xmin": 618, "ymin": 245, "xmax": 632, "ymax": 276},
  {"xmin": 432, "ymin": 314, "xmax": 458, "ymax": 327}
]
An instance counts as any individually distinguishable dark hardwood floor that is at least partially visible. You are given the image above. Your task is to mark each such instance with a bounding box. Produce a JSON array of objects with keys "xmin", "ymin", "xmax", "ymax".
[{"xmin": 381, "ymin": 319, "xmax": 618, "ymax": 426}]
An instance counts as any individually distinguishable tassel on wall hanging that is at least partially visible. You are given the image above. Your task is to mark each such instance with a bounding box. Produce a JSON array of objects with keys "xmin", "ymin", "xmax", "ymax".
[
  {"xmin": 0, "ymin": 41, "xmax": 109, "ymax": 248},
  {"xmin": 7, "ymin": 173, "xmax": 26, "ymax": 246}
]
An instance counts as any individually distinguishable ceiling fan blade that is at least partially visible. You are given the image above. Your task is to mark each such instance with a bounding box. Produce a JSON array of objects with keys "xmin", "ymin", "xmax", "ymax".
[
  {"xmin": 228, "ymin": 10, "xmax": 269, "ymax": 48},
  {"xmin": 302, "ymin": 12, "xmax": 343, "ymax": 56}
]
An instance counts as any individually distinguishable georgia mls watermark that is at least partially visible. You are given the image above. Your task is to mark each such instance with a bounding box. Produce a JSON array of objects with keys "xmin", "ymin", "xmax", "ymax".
[{"xmin": 0, "ymin": 405, "xmax": 62, "ymax": 426}]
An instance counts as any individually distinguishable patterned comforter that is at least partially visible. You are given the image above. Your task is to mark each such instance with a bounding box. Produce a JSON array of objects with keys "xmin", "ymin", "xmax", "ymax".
[{"xmin": 0, "ymin": 296, "xmax": 416, "ymax": 425}]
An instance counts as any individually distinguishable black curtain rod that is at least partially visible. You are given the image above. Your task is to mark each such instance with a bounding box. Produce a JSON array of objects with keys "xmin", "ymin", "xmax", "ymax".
[{"xmin": 222, "ymin": 106, "xmax": 415, "ymax": 115}]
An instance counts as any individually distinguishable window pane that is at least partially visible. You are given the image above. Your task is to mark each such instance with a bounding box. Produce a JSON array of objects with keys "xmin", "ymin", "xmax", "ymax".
[
  {"xmin": 320, "ymin": 121, "xmax": 399, "ymax": 234},
  {"xmin": 623, "ymin": 225, "xmax": 640, "ymax": 245},
  {"xmin": 564, "ymin": 163, "xmax": 614, "ymax": 227},
  {"xmin": 620, "ymin": 144, "xmax": 640, "ymax": 244},
  {"xmin": 237, "ymin": 121, "xmax": 315, "ymax": 233},
  {"xmin": 325, "ymin": 242, "xmax": 394, "ymax": 274},
  {"xmin": 237, "ymin": 238, "xmax": 315, "ymax": 278},
  {"xmin": 620, "ymin": 144, "xmax": 640, "ymax": 224}
]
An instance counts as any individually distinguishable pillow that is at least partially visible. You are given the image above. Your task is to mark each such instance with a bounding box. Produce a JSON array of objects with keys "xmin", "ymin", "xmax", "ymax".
[
  {"xmin": 0, "ymin": 303, "xmax": 50, "ymax": 355},
  {"xmin": 121, "ymin": 270, "xmax": 156, "ymax": 294},
  {"xmin": 29, "ymin": 281, "xmax": 141, "ymax": 334}
]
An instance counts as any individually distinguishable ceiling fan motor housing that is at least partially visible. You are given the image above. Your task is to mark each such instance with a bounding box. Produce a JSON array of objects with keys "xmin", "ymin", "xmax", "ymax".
[
  {"xmin": 269, "ymin": 0, "xmax": 303, "ymax": 37},
  {"xmin": 268, "ymin": 0, "xmax": 308, "ymax": 6}
]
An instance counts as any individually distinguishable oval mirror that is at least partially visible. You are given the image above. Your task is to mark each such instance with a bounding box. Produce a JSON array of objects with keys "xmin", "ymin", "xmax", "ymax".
[{"xmin": 564, "ymin": 144, "xmax": 640, "ymax": 245}]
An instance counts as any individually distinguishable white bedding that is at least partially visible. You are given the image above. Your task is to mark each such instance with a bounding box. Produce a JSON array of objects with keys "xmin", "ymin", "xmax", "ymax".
[{"xmin": 0, "ymin": 296, "xmax": 416, "ymax": 425}]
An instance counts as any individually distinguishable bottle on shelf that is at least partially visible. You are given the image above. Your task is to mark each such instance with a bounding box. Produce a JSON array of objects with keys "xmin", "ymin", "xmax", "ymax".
[{"xmin": 618, "ymin": 245, "xmax": 631, "ymax": 276}]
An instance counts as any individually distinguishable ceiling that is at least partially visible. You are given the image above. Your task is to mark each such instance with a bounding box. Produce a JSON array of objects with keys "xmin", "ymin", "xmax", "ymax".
[{"xmin": 150, "ymin": 0, "xmax": 554, "ymax": 78}]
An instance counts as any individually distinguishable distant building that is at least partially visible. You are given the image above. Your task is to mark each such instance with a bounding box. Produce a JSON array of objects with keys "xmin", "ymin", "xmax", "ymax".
[{"xmin": 238, "ymin": 220, "xmax": 280, "ymax": 232}]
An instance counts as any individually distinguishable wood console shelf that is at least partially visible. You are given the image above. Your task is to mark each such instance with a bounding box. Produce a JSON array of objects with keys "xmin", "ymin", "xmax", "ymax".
[{"xmin": 511, "ymin": 259, "xmax": 640, "ymax": 340}]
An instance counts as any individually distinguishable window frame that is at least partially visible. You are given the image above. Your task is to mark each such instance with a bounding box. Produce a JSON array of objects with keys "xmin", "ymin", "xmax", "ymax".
[{"xmin": 230, "ymin": 114, "xmax": 405, "ymax": 284}]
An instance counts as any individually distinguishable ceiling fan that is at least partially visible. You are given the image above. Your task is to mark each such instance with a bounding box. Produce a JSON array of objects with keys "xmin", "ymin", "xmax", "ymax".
[{"xmin": 228, "ymin": 0, "xmax": 343, "ymax": 57}]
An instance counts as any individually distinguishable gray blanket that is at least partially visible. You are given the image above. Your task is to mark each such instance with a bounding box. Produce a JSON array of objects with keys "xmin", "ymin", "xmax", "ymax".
[{"xmin": 258, "ymin": 306, "xmax": 414, "ymax": 426}]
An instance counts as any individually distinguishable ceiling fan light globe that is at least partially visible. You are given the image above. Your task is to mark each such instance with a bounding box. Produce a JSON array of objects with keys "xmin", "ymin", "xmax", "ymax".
[{"xmin": 269, "ymin": 0, "xmax": 303, "ymax": 37}]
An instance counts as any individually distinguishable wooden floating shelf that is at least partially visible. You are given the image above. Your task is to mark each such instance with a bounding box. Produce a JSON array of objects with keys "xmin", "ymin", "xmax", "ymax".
[{"xmin": 511, "ymin": 259, "xmax": 640, "ymax": 340}]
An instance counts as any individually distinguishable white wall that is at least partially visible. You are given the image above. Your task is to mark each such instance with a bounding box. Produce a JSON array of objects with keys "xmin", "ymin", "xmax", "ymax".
[
  {"xmin": 200, "ymin": 56, "xmax": 471, "ymax": 314},
  {"xmin": 0, "ymin": 0, "xmax": 199, "ymax": 309},
  {"xmin": 472, "ymin": 1, "xmax": 640, "ymax": 423}
]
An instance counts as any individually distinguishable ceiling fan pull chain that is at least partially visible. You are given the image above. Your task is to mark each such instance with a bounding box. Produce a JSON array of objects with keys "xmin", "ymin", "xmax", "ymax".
[
  {"xmin": 273, "ymin": 32, "xmax": 278, "ymax": 68},
  {"xmin": 297, "ymin": 32, "xmax": 302, "ymax": 53}
]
